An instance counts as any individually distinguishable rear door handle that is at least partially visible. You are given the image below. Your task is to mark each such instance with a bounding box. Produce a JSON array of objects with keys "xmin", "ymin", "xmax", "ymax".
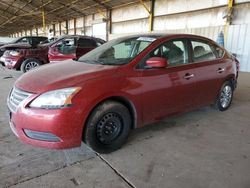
[
  {"xmin": 183, "ymin": 73, "xmax": 194, "ymax": 80},
  {"xmin": 217, "ymin": 68, "xmax": 225, "ymax": 73}
]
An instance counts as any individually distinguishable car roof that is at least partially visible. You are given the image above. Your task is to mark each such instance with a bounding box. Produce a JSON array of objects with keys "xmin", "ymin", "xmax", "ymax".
[
  {"xmin": 116, "ymin": 33, "xmax": 214, "ymax": 42},
  {"xmin": 19, "ymin": 36, "xmax": 47, "ymax": 38}
]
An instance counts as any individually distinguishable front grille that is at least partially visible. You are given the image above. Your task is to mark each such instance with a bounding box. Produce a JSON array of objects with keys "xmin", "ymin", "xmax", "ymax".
[{"xmin": 7, "ymin": 87, "xmax": 32, "ymax": 113}]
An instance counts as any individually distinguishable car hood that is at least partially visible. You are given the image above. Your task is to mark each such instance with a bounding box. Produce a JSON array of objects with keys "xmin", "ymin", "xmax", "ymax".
[{"xmin": 15, "ymin": 60, "xmax": 119, "ymax": 93}]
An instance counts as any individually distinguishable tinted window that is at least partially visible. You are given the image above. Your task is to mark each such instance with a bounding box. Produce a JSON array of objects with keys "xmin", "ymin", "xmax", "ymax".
[
  {"xmin": 37, "ymin": 37, "xmax": 47, "ymax": 42},
  {"xmin": 144, "ymin": 40, "xmax": 188, "ymax": 67},
  {"xmin": 56, "ymin": 38, "xmax": 76, "ymax": 54},
  {"xmin": 17, "ymin": 37, "xmax": 30, "ymax": 44},
  {"xmin": 78, "ymin": 38, "xmax": 97, "ymax": 48},
  {"xmin": 33, "ymin": 37, "xmax": 46, "ymax": 46},
  {"xmin": 191, "ymin": 40, "xmax": 216, "ymax": 62}
]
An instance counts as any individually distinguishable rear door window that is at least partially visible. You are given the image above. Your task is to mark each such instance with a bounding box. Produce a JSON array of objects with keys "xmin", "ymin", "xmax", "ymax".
[
  {"xmin": 214, "ymin": 45, "xmax": 225, "ymax": 58},
  {"xmin": 77, "ymin": 38, "xmax": 97, "ymax": 48},
  {"xmin": 191, "ymin": 40, "xmax": 216, "ymax": 62}
]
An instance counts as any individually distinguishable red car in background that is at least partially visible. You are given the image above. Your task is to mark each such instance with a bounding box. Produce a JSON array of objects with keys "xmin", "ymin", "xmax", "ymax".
[
  {"xmin": 7, "ymin": 34, "xmax": 239, "ymax": 153},
  {"xmin": 2, "ymin": 35, "xmax": 105, "ymax": 72},
  {"xmin": 48, "ymin": 36, "xmax": 105, "ymax": 62}
]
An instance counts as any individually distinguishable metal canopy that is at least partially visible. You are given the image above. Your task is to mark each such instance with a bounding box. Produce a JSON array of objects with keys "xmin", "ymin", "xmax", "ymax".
[{"xmin": 0, "ymin": 0, "xmax": 137, "ymax": 36}]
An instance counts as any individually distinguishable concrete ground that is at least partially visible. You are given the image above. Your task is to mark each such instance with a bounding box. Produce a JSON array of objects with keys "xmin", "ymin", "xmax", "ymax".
[{"xmin": 0, "ymin": 65, "xmax": 250, "ymax": 188}]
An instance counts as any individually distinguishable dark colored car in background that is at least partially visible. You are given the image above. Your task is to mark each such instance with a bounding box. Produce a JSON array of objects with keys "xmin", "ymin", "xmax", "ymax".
[
  {"xmin": 7, "ymin": 34, "xmax": 239, "ymax": 153},
  {"xmin": 0, "ymin": 36, "xmax": 48, "ymax": 57},
  {"xmin": 2, "ymin": 35, "xmax": 105, "ymax": 72}
]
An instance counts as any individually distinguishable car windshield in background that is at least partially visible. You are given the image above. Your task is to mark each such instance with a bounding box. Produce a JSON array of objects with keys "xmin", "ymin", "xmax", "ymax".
[{"xmin": 78, "ymin": 36, "xmax": 157, "ymax": 65}]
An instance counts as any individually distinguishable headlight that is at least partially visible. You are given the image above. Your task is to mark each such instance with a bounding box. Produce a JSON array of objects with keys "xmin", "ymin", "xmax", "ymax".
[
  {"xmin": 30, "ymin": 87, "xmax": 81, "ymax": 109},
  {"xmin": 9, "ymin": 50, "xmax": 20, "ymax": 56}
]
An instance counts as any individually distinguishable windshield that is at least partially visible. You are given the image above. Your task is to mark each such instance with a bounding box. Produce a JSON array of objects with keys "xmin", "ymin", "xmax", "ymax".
[{"xmin": 78, "ymin": 36, "xmax": 157, "ymax": 65}]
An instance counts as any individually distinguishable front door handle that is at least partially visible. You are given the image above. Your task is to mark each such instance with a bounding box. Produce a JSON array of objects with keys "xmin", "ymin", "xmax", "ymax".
[
  {"xmin": 217, "ymin": 68, "xmax": 225, "ymax": 73},
  {"xmin": 183, "ymin": 73, "xmax": 194, "ymax": 80}
]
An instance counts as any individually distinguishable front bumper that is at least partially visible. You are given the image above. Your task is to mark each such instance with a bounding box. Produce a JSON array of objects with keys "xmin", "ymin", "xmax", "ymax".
[
  {"xmin": 7, "ymin": 99, "xmax": 86, "ymax": 149},
  {"xmin": 3, "ymin": 56, "xmax": 22, "ymax": 69}
]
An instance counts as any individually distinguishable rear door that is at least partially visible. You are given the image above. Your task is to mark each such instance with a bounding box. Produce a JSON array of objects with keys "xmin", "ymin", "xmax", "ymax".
[
  {"xmin": 138, "ymin": 39, "xmax": 197, "ymax": 124},
  {"xmin": 189, "ymin": 38, "xmax": 227, "ymax": 106},
  {"xmin": 75, "ymin": 38, "xmax": 97, "ymax": 59}
]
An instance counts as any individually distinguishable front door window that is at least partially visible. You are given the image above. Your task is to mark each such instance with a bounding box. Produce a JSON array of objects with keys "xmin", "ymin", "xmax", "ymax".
[
  {"xmin": 139, "ymin": 39, "xmax": 189, "ymax": 68},
  {"xmin": 57, "ymin": 38, "xmax": 76, "ymax": 55}
]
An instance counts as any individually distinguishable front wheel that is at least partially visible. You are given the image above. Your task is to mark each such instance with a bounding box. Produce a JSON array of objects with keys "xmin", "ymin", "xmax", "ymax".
[
  {"xmin": 215, "ymin": 81, "xmax": 234, "ymax": 111},
  {"xmin": 83, "ymin": 101, "xmax": 131, "ymax": 153},
  {"xmin": 21, "ymin": 58, "xmax": 42, "ymax": 73}
]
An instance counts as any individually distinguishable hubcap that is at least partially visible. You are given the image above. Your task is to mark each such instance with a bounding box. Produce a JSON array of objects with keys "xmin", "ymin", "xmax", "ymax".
[
  {"xmin": 220, "ymin": 85, "xmax": 232, "ymax": 108},
  {"xmin": 25, "ymin": 61, "xmax": 39, "ymax": 71},
  {"xmin": 96, "ymin": 113, "xmax": 123, "ymax": 144}
]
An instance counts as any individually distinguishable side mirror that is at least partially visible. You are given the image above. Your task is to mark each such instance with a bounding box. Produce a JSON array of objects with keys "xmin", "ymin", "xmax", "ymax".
[{"xmin": 146, "ymin": 57, "xmax": 168, "ymax": 68}]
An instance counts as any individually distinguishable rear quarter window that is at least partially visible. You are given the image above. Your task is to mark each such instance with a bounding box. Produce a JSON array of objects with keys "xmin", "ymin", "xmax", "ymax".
[{"xmin": 214, "ymin": 46, "xmax": 225, "ymax": 58}]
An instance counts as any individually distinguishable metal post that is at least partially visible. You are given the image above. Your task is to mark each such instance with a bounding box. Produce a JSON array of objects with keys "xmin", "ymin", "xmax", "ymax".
[
  {"xmin": 65, "ymin": 20, "xmax": 69, "ymax": 34},
  {"xmin": 150, "ymin": 0, "xmax": 155, "ymax": 32},
  {"xmin": 52, "ymin": 24, "xmax": 56, "ymax": 36},
  {"xmin": 41, "ymin": 0, "xmax": 46, "ymax": 33},
  {"xmin": 108, "ymin": 9, "xmax": 112, "ymax": 39},
  {"xmin": 42, "ymin": 10, "xmax": 46, "ymax": 33},
  {"xmin": 224, "ymin": 0, "xmax": 234, "ymax": 45},
  {"xmin": 59, "ymin": 22, "xmax": 62, "ymax": 36},
  {"xmin": 83, "ymin": 16, "xmax": 86, "ymax": 35},
  {"xmin": 74, "ymin": 18, "xmax": 77, "ymax": 35},
  {"xmin": 139, "ymin": 0, "xmax": 154, "ymax": 32}
]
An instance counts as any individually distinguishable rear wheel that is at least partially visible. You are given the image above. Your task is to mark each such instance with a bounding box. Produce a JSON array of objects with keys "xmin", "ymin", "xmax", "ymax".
[
  {"xmin": 21, "ymin": 58, "xmax": 41, "ymax": 73},
  {"xmin": 84, "ymin": 101, "xmax": 131, "ymax": 153},
  {"xmin": 215, "ymin": 81, "xmax": 234, "ymax": 111}
]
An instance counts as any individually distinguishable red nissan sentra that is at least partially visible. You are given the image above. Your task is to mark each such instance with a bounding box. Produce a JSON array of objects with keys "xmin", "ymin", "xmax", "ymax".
[{"xmin": 7, "ymin": 34, "xmax": 239, "ymax": 153}]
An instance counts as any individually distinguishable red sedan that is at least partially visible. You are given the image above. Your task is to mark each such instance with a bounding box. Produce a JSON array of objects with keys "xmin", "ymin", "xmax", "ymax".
[{"xmin": 7, "ymin": 34, "xmax": 239, "ymax": 153}]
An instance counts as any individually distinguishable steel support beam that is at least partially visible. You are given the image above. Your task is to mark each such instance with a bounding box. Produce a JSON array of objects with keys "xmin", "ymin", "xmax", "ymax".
[
  {"xmin": 65, "ymin": 20, "xmax": 69, "ymax": 35},
  {"xmin": 53, "ymin": 24, "xmax": 56, "ymax": 36},
  {"xmin": 59, "ymin": 22, "xmax": 62, "ymax": 36},
  {"xmin": 224, "ymin": 0, "xmax": 234, "ymax": 45},
  {"xmin": 139, "ymin": 0, "xmax": 155, "ymax": 32},
  {"xmin": 74, "ymin": 18, "xmax": 77, "ymax": 35}
]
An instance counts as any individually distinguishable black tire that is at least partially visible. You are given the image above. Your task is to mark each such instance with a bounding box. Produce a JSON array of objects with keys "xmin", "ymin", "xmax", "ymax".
[
  {"xmin": 215, "ymin": 81, "xmax": 234, "ymax": 111},
  {"xmin": 84, "ymin": 100, "xmax": 131, "ymax": 153},
  {"xmin": 21, "ymin": 58, "xmax": 42, "ymax": 73}
]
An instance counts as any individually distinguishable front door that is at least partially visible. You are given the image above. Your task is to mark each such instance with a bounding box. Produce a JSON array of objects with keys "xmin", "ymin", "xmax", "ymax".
[
  {"xmin": 49, "ymin": 37, "xmax": 77, "ymax": 62},
  {"xmin": 139, "ymin": 39, "xmax": 197, "ymax": 124}
]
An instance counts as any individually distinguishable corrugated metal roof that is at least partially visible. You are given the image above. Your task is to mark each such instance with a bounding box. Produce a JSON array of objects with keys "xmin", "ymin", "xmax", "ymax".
[{"xmin": 0, "ymin": 0, "xmax": 139, "ymax": 36}]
